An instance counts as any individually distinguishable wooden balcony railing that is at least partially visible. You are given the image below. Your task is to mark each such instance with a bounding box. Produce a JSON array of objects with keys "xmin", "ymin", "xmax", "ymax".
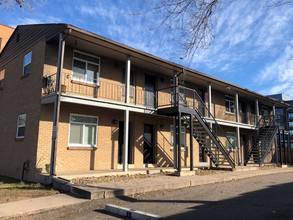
[{"xmin": 42, "ymin": 73, "xmax": 145, "ymax": 105}]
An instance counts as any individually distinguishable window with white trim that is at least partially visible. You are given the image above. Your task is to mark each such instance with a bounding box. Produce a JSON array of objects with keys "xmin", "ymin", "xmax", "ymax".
[
  {"xmin": 226, "ymin": 132, "xmax": 236, "ymax": 151},
  {"xmin": 69, "ymin": 114, "xmax": 98, "ymax": 147},
  {"xmin": 170, "ymin": 125, "xmax": 186, "ymax": 148},
  {"xmin": 225, "ymin": 96, "xmax": 235, "ymax": 113},
  {"xmin": 16, "ymin": 114, "xmax": 26, "ymax": 138},
  {"xmin": 72, "ymin": 51, "xmax": 100, "ymax": 85},
  {"xmin": 22, "ymin": 52, "xmax": 32, "ymax": 77}
]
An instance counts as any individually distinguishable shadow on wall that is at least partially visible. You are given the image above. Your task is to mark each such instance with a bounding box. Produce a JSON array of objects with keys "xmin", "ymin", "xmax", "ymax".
[
  {"xmin": 111, "ymin": 125, "xmax": 119, "ymax": 169},
  {"xmin": 156, "ymin": 131, "xmax": 174, "ymax": 167}
]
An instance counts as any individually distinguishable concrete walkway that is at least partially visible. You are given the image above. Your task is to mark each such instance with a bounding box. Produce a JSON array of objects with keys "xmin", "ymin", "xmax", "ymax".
[{"xmin": 0, "ymin": 167, "xmax": 293, "ymax": 219}]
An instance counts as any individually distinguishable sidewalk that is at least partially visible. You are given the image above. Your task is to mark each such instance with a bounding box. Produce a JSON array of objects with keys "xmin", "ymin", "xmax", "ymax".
[{"xmin": 0, "ymin": 167, "xmax": 293, "ymax": 219}]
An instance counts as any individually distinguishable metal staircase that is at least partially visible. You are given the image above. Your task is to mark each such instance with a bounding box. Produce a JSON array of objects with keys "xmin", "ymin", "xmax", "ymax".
[
  {"xmin": 180, "ymin": 88, "xmax": 235, "ymax": 168},
  {"xmin": 244, "ymin": 117, "xmax": 278, "ymax": 166}
]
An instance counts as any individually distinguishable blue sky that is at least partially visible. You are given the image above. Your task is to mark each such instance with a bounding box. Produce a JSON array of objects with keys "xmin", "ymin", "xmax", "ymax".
[{"xmin": 1, "ymin": 0, "xmax": 293, "ymax": 98}]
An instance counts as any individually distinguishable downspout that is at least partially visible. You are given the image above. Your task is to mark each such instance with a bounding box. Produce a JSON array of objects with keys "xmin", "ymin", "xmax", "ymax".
[{"xmin": 50, "ymin": 30, "xmax": 70, "ymax": 177}]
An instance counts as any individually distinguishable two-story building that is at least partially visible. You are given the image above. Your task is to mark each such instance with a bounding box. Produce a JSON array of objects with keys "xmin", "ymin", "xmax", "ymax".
[{"xmin": 0, "ymin": 24, "xmax": 288, "ymax": 182}]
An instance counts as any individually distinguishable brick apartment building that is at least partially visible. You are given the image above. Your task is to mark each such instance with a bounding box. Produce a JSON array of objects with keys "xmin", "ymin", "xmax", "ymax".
[{"xmin": 0, "ymin": 24, "xmax": 288, "ymax": 182}]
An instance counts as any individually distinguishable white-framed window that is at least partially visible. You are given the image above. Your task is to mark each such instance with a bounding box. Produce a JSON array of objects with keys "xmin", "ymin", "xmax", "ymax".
[
  {"xmin": 22, "ymin": 51, "xmax": 32, "ymax": 77},
  {"xmin": 226, "ymin": 132, "xmax": 236, "ymax": 151},
  {"xmin": 69, "ymin": 114, "xmax": 98, "ymax": 147},
  {"xmin": 170, "ymin": 125, "xmax": 186, "ymax": 149},
  {"xmin": 225, "ymin": 96, "xmax": 235, "ymax": 113},
  {"xmin": 72, "ymin": 50, "xmax": 100, "ymax": 85},
  {"xmin": 16, "ymin": 114, "xmax": 26, "ymax": 139}
]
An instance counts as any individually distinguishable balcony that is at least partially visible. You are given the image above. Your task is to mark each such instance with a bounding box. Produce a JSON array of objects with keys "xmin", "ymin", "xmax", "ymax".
[
  {"xmin": 156, "ymin": 85, "xmax": 258, "ymax": 126},
  {"xmin": 42, "ymin": 73, "xmax": 145, "ymax": 106}
]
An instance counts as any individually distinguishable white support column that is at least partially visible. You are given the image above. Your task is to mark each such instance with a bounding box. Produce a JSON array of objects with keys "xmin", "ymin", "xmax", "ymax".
[
  {"xmin": 236, "ymin": 126, "xmax": 241, "ymax": 165},
  {"xmin": 256, "ymin": 99, "xmax": 259, "ymax": 123},
  {"xmin": 235, "ymin": 93, "xmax": 239, "ymax": 123},
  {"xmin": 235, "ymin": 93, "xmax": 241, "ymax": 165},
  {"xmin": 125, "ymin": 57, "xmax": 131, "ymax": 104},
  {"xmin": 208, "ymin": 83, "xmax": 212, "ymax": 117},
  {"xmin": 123, "ymin": 57, "xmax": 131, "ymax": 172},
  {"xmin": 272, "ymin": 105, "xmax": 276, "ymax": 125},
  {"xmin": 50, "ymin": 33, "xmax": 66, "ymax": 177},
  {"xmin": 123, "ymin": 109, "xmax": 129, "ymax": 172}
]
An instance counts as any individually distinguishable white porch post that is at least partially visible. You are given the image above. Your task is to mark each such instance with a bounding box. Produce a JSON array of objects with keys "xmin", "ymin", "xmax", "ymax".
[
  {"xmin": 208, "ymin": 83, "xmax": 212, "ymax": 117},
  {"xmin": 50, "ymin": 33, "xmax": 65, "ymax": 176},
  {"xmin": 123, "ymin": 56, "xmax": 131, "ymax": 172},
  {"xmin": 256, "ymin": 99, "xmax": 259, "ymax": 123},
  {"xmin": 235, "ymin": 93, "xmax": 241, "ymax": 165}
]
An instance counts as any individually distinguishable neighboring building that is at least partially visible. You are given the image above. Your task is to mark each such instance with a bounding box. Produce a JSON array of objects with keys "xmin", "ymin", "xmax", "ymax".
[
  {"xmin": 0, "ymin": 24, "xmax": 14, "ymax": 86},
  {"xmin": 0, "ymin": 24, "xmax": 14, "ymax": 53},
  {"xmin": 267, "ymin": 93, "xmax": 293, "ymax": 164},
  {"xmin": 0, "ymin": 24, "xmax": 288, "ymax": 182}
]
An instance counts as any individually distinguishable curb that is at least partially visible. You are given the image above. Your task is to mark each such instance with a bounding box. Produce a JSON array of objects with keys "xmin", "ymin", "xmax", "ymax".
[{"xmin": 105, "ymin": 204, "xmax": 161, "ymax": 220}]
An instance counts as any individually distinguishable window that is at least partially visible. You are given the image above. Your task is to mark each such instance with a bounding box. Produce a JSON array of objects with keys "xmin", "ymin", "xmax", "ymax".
[
  {"xmin": 69, "ymin": 114, "xmax": 98, "ymax": 147},
  {"xmin": 170, "ymin": 125, "xmax": 186, "ymax": 148},
  {"xmin": 226, "ymin": 132, "xmax": 236, "ymax": 151},
  {"xmin": 16, "ymin": 114, "xmax": 26, "ymax": 139},
  {"xmin": 72, "ymin": 51, "xmax": 100, "ymax": 84},
  {"xmin": 225, "ymin": 96, "xmax": 235, "ymax": 113},
  {"xmin": 22, "ymin": 52, "xmax": 32, "ymax": 77},
  {"xmin": 289, "ymin": 113, "xmax": 293, "ymax": 120},
  {"xmin": 289, "ymin": 121, "xmax": 293, "ymax": 127}
]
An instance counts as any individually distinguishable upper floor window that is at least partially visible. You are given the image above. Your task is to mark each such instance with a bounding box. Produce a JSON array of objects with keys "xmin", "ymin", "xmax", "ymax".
[
  {"xmin": 225, "ymin": 96, "xmax": 234, "ymax": 113},
  {"xmin": 16, "ymin": 114, "xmax": 26, "ymax": 139},
  {"xmin": 22, "ymin": 51, "xmax": 32, "ymax": 77},
  {"xmin": 72, "ymin": 51, "xmax": 100, "ymax": 85},
  {"xmin": 288, "ymin": 113, "xmax": 293, "ymax": 120},
  {"xmin": 69, "ymin": 114, "xmax": 98, "ymax": 147}
]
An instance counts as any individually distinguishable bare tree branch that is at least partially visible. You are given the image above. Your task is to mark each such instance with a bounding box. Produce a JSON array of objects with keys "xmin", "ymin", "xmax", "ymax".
[
  {"xmin": 0, "ymin": 0, "xmax": 41, "ymax": 10},
  {"xmin": 151, "ymin": 0, "xmax": 293, "ymax": 59}
]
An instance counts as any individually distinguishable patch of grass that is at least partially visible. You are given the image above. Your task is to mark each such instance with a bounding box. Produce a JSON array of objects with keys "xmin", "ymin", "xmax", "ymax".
[{"xmin": 0, "ymin": 175, "xmax": 59, "ymax": 204}]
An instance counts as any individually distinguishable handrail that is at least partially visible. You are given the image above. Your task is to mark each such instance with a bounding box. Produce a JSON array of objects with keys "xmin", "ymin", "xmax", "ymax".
[
  {"xmin": 166, "ymin": 85, "xmax": 235, "ymax": 164},
  {"xmin": 245, "ymin": 115, "xmax": 277, "ymax": 165}
]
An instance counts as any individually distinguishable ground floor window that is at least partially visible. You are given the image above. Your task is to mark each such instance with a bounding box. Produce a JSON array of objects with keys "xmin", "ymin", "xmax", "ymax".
[
  {"xmin": 170, "ymin": 125, "xmax": 186, "ymax": 149},
  {"xmin": 226, "ymin": 132, "xmax": 236, "ymax": 151},
  {"xmin": 69, "ymin": 114, "xmax": 98, "ymax": 147}
]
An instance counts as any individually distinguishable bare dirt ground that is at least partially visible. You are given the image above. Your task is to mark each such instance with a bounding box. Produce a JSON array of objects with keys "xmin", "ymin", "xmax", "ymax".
[{"xmin": 70, "ymin": 168, "xmax": 229, "ymax": 185}]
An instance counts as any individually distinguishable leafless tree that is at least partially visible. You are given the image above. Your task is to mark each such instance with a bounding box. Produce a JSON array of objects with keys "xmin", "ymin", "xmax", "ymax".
[
  {"xmin": 0, "ymin": 0, "xmax": 39, "ymax": 10},
  {"xmin": 152, "ymin": 0, "xmax": 293, "ymax": 58},
  {"xmin": 151, "ymin": 0, "xmax": 220, "ymax": 58}
]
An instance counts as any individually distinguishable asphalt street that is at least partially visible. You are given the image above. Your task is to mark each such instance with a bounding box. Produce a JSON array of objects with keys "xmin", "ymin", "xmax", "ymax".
[{"xmin": 64, "ymin": 172, "xmax": 293, "ymax": 219}]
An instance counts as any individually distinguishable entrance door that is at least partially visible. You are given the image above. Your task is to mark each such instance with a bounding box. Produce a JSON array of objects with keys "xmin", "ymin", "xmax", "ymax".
[
  {"xmin": 118, "ymin": 121, "xmax": 132, "ymax": 164},
  {"xmin": 145, "ymin": 74, "xmax": 156, "ymax": 108},
  {"xmin": 143, "ymin": 124, "xmax": 155, "ymax": 164}
]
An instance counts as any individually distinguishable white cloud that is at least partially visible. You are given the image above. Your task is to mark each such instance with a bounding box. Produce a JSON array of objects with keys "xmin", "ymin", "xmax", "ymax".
[{"xmin": 258, "ymin": 41, "xmax": 293, "ymax": 98}]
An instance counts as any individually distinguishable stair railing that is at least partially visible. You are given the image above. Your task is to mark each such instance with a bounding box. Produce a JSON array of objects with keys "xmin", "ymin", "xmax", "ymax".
[
  {"xmin": 177, "ymin": 85, "xmax": 235, "ymax": 167},
  {"xmin": 245, "ymin": 115, "xmax": 277, "ymax": 165}
]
